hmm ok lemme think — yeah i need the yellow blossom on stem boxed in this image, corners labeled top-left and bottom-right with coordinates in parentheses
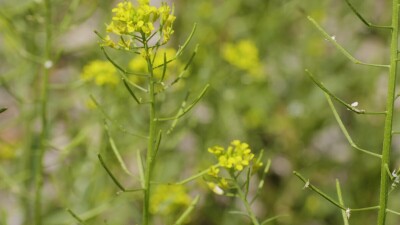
top-left (102, 0), bottom-right (176, 48)
top-left (208, 165), bottom-right (220, 177)
top-left (209, 140), bottom-right (255, 172)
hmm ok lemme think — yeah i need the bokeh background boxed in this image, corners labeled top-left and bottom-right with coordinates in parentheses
top-left (1, 0), bottom-right (400, 224)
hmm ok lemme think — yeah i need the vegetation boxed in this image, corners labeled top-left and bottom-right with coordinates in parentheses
top-left (1, 0), bottom-right (400, 225)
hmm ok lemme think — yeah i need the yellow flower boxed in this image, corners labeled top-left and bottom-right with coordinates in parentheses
top-left (208, 145), bottom-right (224, 156)
top-left (104, 0), bottom-right (175, 44)
top-left (221, 39), bottom-right (263, 78)
top-left (101, 35), bottom-right (117, 48)
top-left (150, 184), bottom-right (191, 215)
top-left (208, 165), bottom-right (220, 177)
top-left (208, 140), bottom-right (255, 172)
top-left (81, 60), bottom-right (119, 86)
top-left (218, 178), bottom-right (229, 189)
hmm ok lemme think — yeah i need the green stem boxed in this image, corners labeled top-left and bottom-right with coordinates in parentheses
top-left (143, 35), bottom-right (157, 225)
top-left (336, 179), bottom-right (349, 224)
top-left (230, 170), bottom-right (260, 225)
top-left (293, 171), bottom-right (346, 210)
top-left (378, 1), bottom-right (398, 224)
top-left (34, 0), bottom-right (51, 224)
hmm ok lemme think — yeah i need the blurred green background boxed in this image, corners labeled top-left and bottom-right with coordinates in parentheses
top-left (1, 0), bottom-right (399, 224)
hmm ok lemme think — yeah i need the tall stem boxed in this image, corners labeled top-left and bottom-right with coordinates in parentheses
top-left (377, 1), bottom-right (398, 224)
top-left (143, 37), bottom-right (157, 225)
top-left (34, 0), bottom-right (51, 224)
top-left (230, 171), bottom-right (260, 225)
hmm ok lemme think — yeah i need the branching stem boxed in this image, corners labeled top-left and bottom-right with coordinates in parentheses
top-left (34, 1), bottom-right (51, 224)
top-left (142, 33), bottom-right (158, 225)
top-left (377, 0), bottom-right (399, 224)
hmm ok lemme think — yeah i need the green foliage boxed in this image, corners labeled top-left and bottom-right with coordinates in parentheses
top-left (1, 0), bottom-right (399, 225)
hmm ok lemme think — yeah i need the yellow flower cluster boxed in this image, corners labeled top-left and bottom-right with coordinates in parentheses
top-left (81, 60), bottom-right (119, 86)
top-left (104, 0), bottom-right (175, 48)
top-left (221, 39), bottom-right (263, 78)
top-left (150, 184), bottom-right (191, 215)
top-left (206, 140), bottom-right (264, 196)
top-left (208, 140), bottom-right (255, 172)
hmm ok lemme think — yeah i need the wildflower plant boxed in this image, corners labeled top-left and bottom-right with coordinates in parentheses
top-left (203, 140), bottom-right (278, 225)
top-left (70, 0), bottom-right (209, 224)
top-left (295, 0), bottom-right (400, 224)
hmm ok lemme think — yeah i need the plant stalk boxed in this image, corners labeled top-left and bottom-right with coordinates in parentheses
top-left (377, 0), bottom-right (398, 224)
top-left (34, 0), bottom-right (52, 224)
top-left (230, 171), bottom-right (260, 225)
top-left (143, 36), bottom-right (157, 225)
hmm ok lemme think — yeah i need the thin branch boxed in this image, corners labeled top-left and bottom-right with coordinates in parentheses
top-left (177, 23), bottom-right (197, 57)
top-left (351, 206), bottom-right (380, 212)
top-left (156, 84), bottom-right (210, 121)
top-left (98, 154), bottom-right (126, 191)
top-left (167, 93), bottom-right (190, 134)
top-left (173, 195), bottom-right (200, 225)
top-left (98, 154), bottom-right (143, 193)
top-left (344, 0), bottom-right (392, 29)
top-left (169, 44), bottom-right (199, 87)
top-left (90, 95), bottom-right (148, 138)
top-left (325, 94), bottom-right (382, 158)
top-left (104, 122), bottom-right (134, 177)
top-left (161, 52), bottom-right (167, 82)
top-left (67, 208), bottom-right (88, 225)
top-left (336, 179), bottom-right (349, 224)
top-left (387, 209), bottom-right (400, 216)
top-left (260, 215), bottom-right (289, 225)
top-left (0, 108), bottom-right (7, 114)
top-left (244, 167), bottom-right (252, 197)
top-left (153, 23), bottom-right (197, 69)
top-left (100, 46), bottom-right (149, 77)
top-left (122, 78), bottom-right (142, 104)
top-left (293, 171), bottom-right (346, 210)
top-left (137, 150), bottom-right (145, 189)
top-left (250, 158), bottom-right (271, 205)
top-left (306, 69), bottom-right (386, 115)
top-left (307, 16), bottom-right (390, 68)
top-left (150, 130), bottom-right (162, 169)
top-left (177, 166), bottom-right (215, 185)
top-left (228, 210), bottom-right (251, 219)
top-left (385, 163), bottom-right (394, 180)
top-left (67, 203), bottom-right (110, 223)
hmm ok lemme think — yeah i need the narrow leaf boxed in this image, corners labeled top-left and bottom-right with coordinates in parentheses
top-left (173, 195), bottom-right (200, 225)
top-left (293, 171), bottom-right (346, 210)
top-left (98, 154), bottom-right (126, 191)
top-left (104, 122), bottom-right (133, 176)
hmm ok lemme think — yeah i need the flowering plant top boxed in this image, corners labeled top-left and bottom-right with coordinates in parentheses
top-left (102, 0), bottom-right (176, 50)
